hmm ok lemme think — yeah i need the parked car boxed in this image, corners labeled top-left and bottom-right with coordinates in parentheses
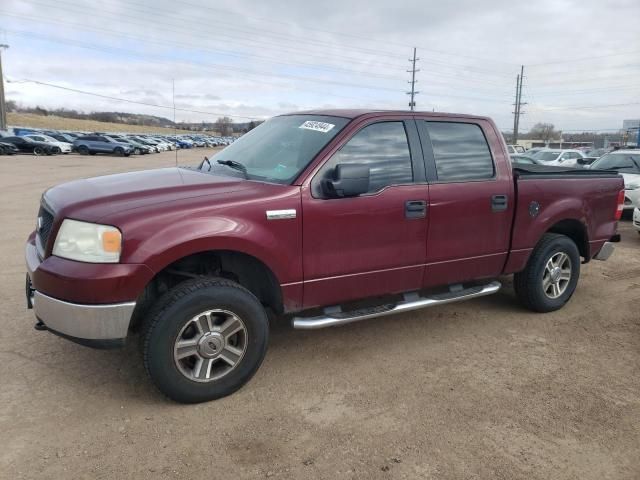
top-left (531, 149), bottom-right (586, 167)
top-left (168, 137), bottom-right (192, 149)
top-left (73, 135), bottom-right (132, 156)
top-left (128, 137), bottom-right (159, 153)
top-left (507, 145), bottom-right (525, 154)
top-left (2, 136), bottom-right (56, 155)
top-left (48, 132), bottom-right (79, 143)
top-left (633, 208), bottom-right (640, 235)
top-left (0, 141), bottom-right (19, 155)
top-left (25, 110), bottom-right (623, 403)
top-left (510, 154), bottom-right (540, 165)
top-left (589, 150), bottom-right (640, 211)
top-left (526, 147), bottom-right (545, 155)
top-left (577, 147), bottom-right (610, 167)
top-left (24, 134), bottom-right (73, 154)
top-left (104, 135), bottom-right (151, 155)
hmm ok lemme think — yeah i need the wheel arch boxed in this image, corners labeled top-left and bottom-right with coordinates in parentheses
top-left (129, 249), bottom-right (284, 332)
top-left (546, 218), bottom-right (589, 260)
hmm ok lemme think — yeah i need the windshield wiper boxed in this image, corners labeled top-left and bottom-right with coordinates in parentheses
top-left (199, 156), bottom-right (211, 171)
top-left (217, 159), bottom-right (248, 178)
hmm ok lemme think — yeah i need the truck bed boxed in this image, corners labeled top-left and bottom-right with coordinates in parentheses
top-left (514, 164), bottom-right (620, 179)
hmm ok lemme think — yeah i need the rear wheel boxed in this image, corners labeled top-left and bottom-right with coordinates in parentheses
top-left (514, 233), bottom-right (580, 312)
top-left (142, 277), bottom-right (269, 403)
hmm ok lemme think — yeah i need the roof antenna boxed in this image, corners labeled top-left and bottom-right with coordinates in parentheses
top-left (173, 78), bottom-right (177, 167)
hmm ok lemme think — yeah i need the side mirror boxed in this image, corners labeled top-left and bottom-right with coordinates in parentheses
top-left (322, 163), bottom-right (370, 198)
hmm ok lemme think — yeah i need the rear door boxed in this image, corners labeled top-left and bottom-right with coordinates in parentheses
top-left (301, 118), bottom-right (429, 308)
top-left (416, 119), bottom-right (514, 287)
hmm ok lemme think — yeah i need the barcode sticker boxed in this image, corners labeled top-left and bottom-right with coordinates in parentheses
top-left (299, 121), bottom-right (335, 133)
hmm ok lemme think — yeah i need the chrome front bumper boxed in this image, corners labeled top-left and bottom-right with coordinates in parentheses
top-left (27, 277), bottom-right (135, 347)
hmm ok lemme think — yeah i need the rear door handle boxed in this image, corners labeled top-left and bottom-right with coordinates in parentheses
top-left (405, 200), bottom-right (427, 219)
top-left (491, 194), bottom-right (508, 212)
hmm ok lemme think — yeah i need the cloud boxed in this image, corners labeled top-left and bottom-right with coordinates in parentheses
top-left (1, 0), bottom-right (638, 130)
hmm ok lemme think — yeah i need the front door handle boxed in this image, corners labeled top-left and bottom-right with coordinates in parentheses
top-left (405, 200), bottom-right (427, 219)
top-left (491, 194), bottom-right (508, 212)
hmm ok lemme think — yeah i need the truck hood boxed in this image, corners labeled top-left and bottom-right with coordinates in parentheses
top-left (43, 167), bottom-right (252, 222)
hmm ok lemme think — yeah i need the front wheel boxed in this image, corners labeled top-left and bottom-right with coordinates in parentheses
top-left (114, 147), bottom-right (125, 156)
top-left (142, 277), bottom-right (269, 403)
top-left (514, 233), bottom-right (580, 313)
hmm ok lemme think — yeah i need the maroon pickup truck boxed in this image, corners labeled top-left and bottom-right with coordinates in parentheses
top-left (25, 110), bottom-right (624, 403)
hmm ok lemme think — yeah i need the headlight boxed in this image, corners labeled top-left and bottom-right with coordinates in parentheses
top-left (53, 219), bottom-right (122, 263)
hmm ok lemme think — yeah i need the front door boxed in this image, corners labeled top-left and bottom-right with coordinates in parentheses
top-left (301, 119), bottom-right (429, 308)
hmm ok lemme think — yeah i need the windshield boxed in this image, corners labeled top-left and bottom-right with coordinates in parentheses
top-left (533, 151), bottom-right (561, 161)
top-left (205, 115), bottom-right (349, 184)
top-left (591, 153), bottom-right (640, 173)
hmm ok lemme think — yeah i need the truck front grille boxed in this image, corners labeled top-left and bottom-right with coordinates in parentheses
top-left (37, 205), bottom-right (54, 256)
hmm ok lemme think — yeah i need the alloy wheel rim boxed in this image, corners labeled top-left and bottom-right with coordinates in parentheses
top-left (542, 252), bottom-right (572, 299)
top-left (173, 309), bottom-right (247, 383)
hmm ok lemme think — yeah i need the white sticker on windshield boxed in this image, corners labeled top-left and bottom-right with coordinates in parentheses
top-left (299, 120), bottom-right (335, 133)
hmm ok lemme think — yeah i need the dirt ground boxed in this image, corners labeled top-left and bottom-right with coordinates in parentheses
top-left (0, 150), bottom-right (638, 479)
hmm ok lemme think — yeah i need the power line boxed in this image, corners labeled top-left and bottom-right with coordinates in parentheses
top-left (527, 50), bottom-right (640, 67)
top-left (5, 30), bottom-right (516, 105)
top-left (166, 0), bottom-right (518, 68)
top-left (6, 78), bottom-right (263, 120)
top-left (529, 102), bottom-right (640, 111)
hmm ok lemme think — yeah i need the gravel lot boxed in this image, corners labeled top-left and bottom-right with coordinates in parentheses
top-left (1, 150), bottom-right (638, 479)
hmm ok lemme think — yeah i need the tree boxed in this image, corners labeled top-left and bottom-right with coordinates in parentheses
top-left (215, 116), bottom-right (233, 136)
top-left (529, 123), bottom-right (561, 144)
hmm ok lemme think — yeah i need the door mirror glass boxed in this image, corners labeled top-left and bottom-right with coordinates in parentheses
top-left (322, 163), bottom-right (370, 198)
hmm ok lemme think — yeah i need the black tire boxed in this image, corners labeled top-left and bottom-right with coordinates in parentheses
top-left (114, 147), bottom-right (125, 156)
top-left (52, 146), bottom-right (61, 154)
top-left (514, 233), bottom-right (580, 313)
top-left (133, 148), bottom-right (141, 155)
top-left (33, 146), bottom-right (44, 155)
top-left (77, 145), bottom-right (90, 155)
top-left (142, 277), bottom-right (269, 403)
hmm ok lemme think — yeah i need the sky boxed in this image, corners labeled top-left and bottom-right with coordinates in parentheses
top-left (1, 0), bottom-right (639, 132)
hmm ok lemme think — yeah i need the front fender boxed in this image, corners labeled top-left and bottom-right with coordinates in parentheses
top-left (122, 214), bottom-right (302, 285)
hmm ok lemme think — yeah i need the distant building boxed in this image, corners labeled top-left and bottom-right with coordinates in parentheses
top-left (622, 119), bottom-right (640, 130)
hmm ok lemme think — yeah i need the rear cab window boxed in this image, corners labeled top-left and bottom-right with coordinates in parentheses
top-left (420, 121), bottom-right (495, 182)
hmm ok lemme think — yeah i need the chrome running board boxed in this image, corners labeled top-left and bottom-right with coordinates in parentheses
top-left (292, 281), bottom-right (501, 330)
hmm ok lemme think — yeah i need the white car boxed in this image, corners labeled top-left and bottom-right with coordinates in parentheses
top-left (507, 144), bottom-right (525, 154)
top-left (633, 208), bottom-right (640, 234)
top-left (531, 149), bottom-right (587, 167)
top-left (24, 134), bottom-right (73, 154)
top-left (150, 138), bottom-right (173, 151)
top-left (589, 150), bottom-right (640, 211)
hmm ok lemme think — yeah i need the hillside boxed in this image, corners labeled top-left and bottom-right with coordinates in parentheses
top-left (7, 112), bottom-right (196, 134)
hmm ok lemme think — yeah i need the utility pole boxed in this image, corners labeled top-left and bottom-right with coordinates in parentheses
top-left (512, 74), bottom-right (520, 143)
top-left (511, 65), bottom-right (526, 144)
top-left (0, 44), bottom-right (9, 131)
top-left (406, 47), bottom-right (419, 111)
